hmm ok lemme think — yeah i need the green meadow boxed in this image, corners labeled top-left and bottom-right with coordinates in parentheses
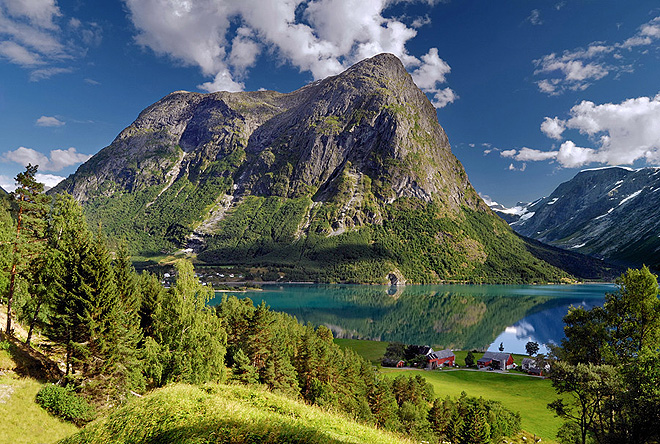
top-left (335, 339), bottom-right (560, 442)
top-left (334, 338), bottom-right (390, 364)
top-left (59, 384), bottom-right (413, 444)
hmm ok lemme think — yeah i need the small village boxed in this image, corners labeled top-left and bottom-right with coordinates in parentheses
top-left (382, 343), bottom-right (551, 377)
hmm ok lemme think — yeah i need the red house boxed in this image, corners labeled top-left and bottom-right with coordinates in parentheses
top-left (477, 351), bottom-right (514, 370)
top-left (396, 360), bottom-right (405, 368)
top-left (427, 349), bottom-right (455, 369)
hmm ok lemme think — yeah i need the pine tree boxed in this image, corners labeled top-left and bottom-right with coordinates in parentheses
top-left (231, 348), bottom-right (258, 385)
top-left (246, 300), bottom-right (273, 372)
top-left (369, 377), bottom-right (400, 431)
top-left (44, 193), bottom-right (94, 376)
top-left (24, 247), bottom-right (62, 345)
top-left (263, 334), bottom-right (298, 396)
top-left (138, 271), bottom-right (165, 339)
top-left (4, 165), bottom-right (49, 334)
top-left (110, 243), bottom-right (145, 396)
top-left (465, 350), bottom-right (475, 367)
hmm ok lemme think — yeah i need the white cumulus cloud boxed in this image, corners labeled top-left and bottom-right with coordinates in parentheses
top-left (123, 0), bottom-right (455, 107)
top-left (35, 172), bottom-right (65, 189)
top-left (0, 0), bottom-right (102, 79)
top-left (516, 93), bottom-right (660, 169)
top-left (540, 116), bottom-right (565, 140)
top-left (2, 146), bottom-right (92, 171)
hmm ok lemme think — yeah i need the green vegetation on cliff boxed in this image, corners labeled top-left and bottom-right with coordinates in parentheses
top-left (197, 196), bottom-right (568, 284)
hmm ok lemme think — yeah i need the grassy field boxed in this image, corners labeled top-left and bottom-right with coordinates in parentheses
top-left (334, 338), bottom-right (389, 364)
top-left (60, 383), bottom-right (413, 444)
top-left (381, 368), bottom-right (560, 442)
top-left (0, 375), bottom-right (78, 444)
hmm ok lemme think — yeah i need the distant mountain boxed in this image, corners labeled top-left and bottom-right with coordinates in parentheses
top-left (494, 167), bottom-right (660, 271)
top-left (53, 53), bottom-right (569, 284)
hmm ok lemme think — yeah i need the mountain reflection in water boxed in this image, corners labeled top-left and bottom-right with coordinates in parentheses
top-left (210, 284), bottom-right (614, 351)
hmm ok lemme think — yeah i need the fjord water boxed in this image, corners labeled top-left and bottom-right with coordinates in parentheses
top-left (211, 283), bottom-right (614, 354)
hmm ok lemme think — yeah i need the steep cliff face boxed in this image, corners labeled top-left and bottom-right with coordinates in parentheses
top-left (54, 54), bottom-right (565, 284)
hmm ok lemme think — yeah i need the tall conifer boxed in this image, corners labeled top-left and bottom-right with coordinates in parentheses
top-left (5, 164), bottom-right (49, 334)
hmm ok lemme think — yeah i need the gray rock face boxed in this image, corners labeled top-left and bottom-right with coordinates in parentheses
top-left (511, 166), bottom-right (660, 269)
top-left (56, 54), bottom-right (479, 210)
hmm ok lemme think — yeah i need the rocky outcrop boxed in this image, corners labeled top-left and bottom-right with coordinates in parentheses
top-left (56, 54), bottom-right (481, 220)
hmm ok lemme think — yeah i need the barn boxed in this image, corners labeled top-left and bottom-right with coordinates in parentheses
top-left (427, 349), bottom-right (455, 369)
top-left (477, 351), bottom-right (514, 370)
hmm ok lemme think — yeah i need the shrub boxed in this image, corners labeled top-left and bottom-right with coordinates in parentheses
top-left (36, 384), bottom-right (95, 426)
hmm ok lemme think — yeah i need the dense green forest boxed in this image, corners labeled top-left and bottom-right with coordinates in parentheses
top-left (4, 166), bottom-right (659, 443)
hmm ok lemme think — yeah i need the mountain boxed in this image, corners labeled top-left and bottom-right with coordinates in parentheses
top-left (500, 166), bottom-right (660, 271)
top-left (53, 53), bottom-right (568, 284)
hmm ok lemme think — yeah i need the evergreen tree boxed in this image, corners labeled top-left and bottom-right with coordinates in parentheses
top-left (231, 348), bottom-right (258, 385)
top-left (109, 243), bottom-right (145, 399)
top-left (465, 350), bottom-right (475, 367)
top-left (44, 193), bottom-right (94, 376)
top-left (246, 300), bottom-right (273, 372)
top-left (369, 378), bottom-right (400, 430)
top-left (138, 271), bottom-right (165, 339)
top-left (262, 330), bottom-right (298, 395)
top-left (0, 195), bottom-right (15, 303)
top-left (4, 164), bottom-right (49, 334)
top-left (23, 247), bottom-right (62, 345)
top-left (525, 341), bottom-right (540, 357)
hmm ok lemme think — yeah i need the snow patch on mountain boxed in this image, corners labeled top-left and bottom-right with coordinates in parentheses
top-left (618, 190), bottom-right (642, 206)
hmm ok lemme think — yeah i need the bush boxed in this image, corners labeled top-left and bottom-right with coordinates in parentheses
top-left (36, 384), bottom-right (95, 426)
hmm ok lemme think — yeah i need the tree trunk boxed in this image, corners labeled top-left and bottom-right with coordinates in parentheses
top-left (25, 299), bottom-right (42, 346)
top-left (5, 263), bottom-right (17, 335)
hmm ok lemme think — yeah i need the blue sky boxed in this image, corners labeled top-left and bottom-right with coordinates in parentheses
top-left (1, 0), bottom-right (659, 206)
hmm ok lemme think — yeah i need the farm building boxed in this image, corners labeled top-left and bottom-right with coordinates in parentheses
top-left (427, 349), bottom-right (455, 369)
top-left (477, 351), bottom-right (514, 370)
top-left (521, 357), bottom-right (548, 376)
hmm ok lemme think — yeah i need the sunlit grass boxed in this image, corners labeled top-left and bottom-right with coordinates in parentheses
top-left (0, 375), bottom-right (78, 444)
top-left (60, 384), bottom-right (413, 444)
top-left (334, 338), bottom-right (389, 364)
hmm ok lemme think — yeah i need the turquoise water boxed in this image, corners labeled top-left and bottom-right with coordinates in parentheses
top-left (210, 283), bottom-right (615, 354)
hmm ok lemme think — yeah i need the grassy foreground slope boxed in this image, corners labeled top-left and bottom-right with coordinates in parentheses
top-left (60, 383), bottom-right (413, 444)
top-left (0, 376), bottom-right (78, 444)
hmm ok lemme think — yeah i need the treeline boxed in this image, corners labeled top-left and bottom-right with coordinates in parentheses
top-left (0, 166), bottom-right (521, 443)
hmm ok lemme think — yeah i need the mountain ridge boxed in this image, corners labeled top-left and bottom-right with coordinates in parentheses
top-left (52, 53), bottom-right (568, 284)
top-left (492, 166), bottom-right (660, 271)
